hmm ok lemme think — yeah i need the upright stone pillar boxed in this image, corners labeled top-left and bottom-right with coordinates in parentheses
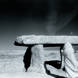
top-left (63, 42), bottom-right (78, 78)
top-left (28, 45), bottom-right (46, 74)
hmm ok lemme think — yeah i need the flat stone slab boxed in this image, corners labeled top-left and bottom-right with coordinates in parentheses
top-left (15, 35), bottom-right (78, 45)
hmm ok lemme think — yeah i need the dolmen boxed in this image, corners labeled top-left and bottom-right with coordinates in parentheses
top-left (14, 35), bottom-right (78, 78)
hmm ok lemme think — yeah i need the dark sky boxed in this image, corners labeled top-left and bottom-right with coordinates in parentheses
top-left (0, 0), bottom-right (78, 50)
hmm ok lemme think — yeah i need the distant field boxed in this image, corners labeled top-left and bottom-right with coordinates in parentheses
top-left (0, 50), bottom-right (26, 73)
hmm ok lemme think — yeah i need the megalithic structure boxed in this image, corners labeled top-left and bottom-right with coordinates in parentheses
top-left (14, 35), bottom-right (78, 78)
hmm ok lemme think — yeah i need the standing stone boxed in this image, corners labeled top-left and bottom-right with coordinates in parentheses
top-left (63, 42), bottom-right (78, 78)
top-left (27, 45), bottom-right (45, 74)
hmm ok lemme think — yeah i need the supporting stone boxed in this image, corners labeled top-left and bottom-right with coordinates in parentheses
top-left (27, 45), bottom-right (46, 74)
top-left (63, 42), bottom-right (78, 78)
